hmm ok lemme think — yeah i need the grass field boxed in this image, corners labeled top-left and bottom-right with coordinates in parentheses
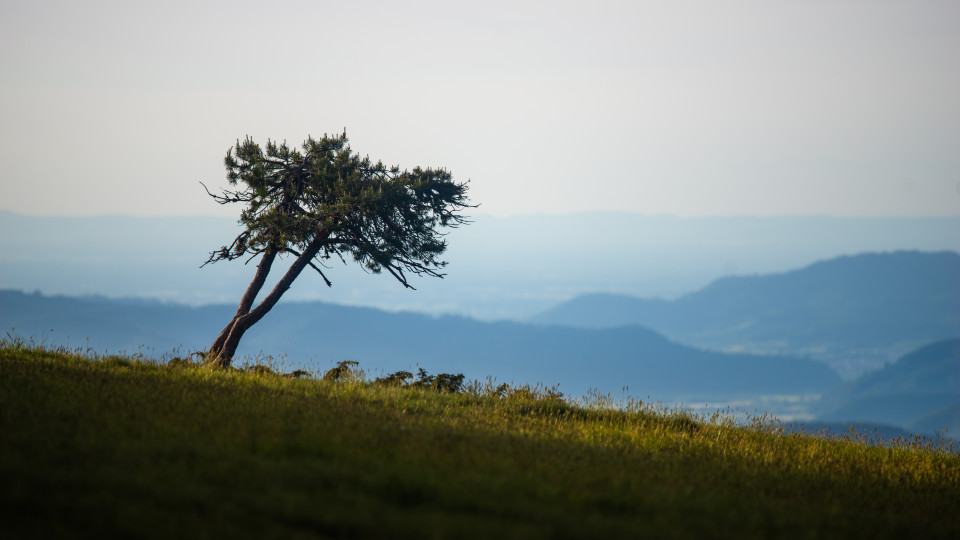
top-left (1, 338), bottom-right (958, 539)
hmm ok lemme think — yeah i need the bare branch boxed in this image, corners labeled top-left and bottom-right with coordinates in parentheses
top-left (384, 264), bottom-right (415, 290)
top-left (200, 181), bottom-right (251, 205)
top-left (284, 247), bottom-right (333, 287)
top-left (308, 261), bottom-right (333, 287)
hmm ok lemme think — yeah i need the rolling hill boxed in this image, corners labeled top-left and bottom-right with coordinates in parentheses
top-left (0, 289), bottom-right (839, 403)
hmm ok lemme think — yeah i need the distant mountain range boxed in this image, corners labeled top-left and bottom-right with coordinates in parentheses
top-left (3, 211), bottom-right (959, 320)
top-left (532, 251), bottom-right (960, 379)
top-left (0, 289), bottom-right (839, 403)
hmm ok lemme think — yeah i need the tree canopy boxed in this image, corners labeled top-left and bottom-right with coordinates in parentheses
top-left (203, 132), bottom-right (472, 367)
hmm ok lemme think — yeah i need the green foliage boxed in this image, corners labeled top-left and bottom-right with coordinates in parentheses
top-left (205, 132), bottom-right (473, 286)
top-left (284, 369), bottom-right (312, 380)
top-left (245, 364), bottom-right (276, 376)
top-left (410, 367), bottom-right (465, 393)
top-left (2, 341), bottom-right (959, 539)
top-left (375, 367), bottom-right (465, 393)
top-left (202, 131), bottom-right (473, 366)
top-left (375, 369), bottom-right (414, 387)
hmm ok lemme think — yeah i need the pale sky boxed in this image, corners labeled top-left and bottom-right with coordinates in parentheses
top-left (1, 0), bottom-right (958, 218)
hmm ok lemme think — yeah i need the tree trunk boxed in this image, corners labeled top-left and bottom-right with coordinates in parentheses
top-left (207, 249), bottom-right (278, 365)
top-left (206, 238), bottom-right (326, 368)
top-left (207, 316), bottom-right (253, 369)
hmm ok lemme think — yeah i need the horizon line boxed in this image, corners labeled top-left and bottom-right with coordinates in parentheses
top-left (3, 208), bottom-right (960, 221)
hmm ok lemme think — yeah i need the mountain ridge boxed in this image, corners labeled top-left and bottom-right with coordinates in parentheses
top-left (532, 250), bottom-right (960, 378)
top-left (813, 338), bottom-right (960, 434)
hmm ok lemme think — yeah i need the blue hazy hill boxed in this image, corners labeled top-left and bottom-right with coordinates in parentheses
top-left (532, 251), bottom-right (960, 378)
top-left (813, 338), bottom-right (960, 435)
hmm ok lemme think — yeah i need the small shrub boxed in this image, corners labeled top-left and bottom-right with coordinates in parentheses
top-left (375, 370), bottom-right (414, 387)
top-left (323, 360), bottom-right (359, 382)
top-left (431, 373), bottom-right (465, 393)
top-left (376, 368), bottom-right (466, 393)
top-left (167, 357), bottom-right (196, 369)
top-left (410, 368), bottom-right (465, 393)
top-left (246, 364), bottom-right (275, 376)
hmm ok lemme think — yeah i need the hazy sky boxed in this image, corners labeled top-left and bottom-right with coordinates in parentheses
top-left (2, 0), bottom-right (958, 218)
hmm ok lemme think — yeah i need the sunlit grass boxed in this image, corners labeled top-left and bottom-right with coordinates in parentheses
top-left (1, 336), bottom-right (958, 539)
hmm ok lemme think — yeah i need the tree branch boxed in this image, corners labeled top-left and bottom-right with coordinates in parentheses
top-left (200, 181), bottom-right (252, 205)
top-left (284, 247), bottom-right (333, 287)
top-left (384, 264), bottom-right (415, 290)
top-left (241, 234), bottom-right (330, 328)
top-left (236, 248), bottom-right (278, 317)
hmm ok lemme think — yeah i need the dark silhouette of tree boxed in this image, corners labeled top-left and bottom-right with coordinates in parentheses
top-left (202, 132), bottom-right (472, 368)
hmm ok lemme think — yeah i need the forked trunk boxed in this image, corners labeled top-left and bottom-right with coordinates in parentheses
top-left (205, 239), bottom-right (325, 369)
top-left (205, 248), bottom-right (277, 369)
top-left (207, 317), bottom-right (250, 368)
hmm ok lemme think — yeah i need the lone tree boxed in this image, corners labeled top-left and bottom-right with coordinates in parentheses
top-left (202, 132), bottom-right (472, 368)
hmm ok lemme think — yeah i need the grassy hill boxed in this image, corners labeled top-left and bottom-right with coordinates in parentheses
top-left (1, 340), bottom-right (958, 539)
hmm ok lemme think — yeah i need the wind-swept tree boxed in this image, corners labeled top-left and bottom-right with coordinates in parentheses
top-left (202, 132), bottom-right (472, 368)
